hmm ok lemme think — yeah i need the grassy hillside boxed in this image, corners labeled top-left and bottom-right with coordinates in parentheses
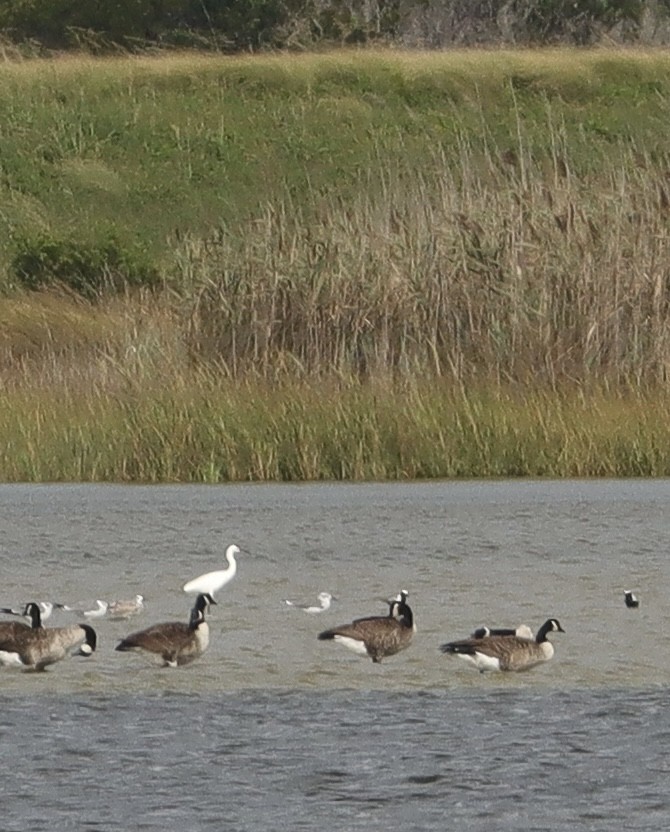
top-left (3, 48), bottom-right (670, 481)
top-left (1, 49), bottom-right (669, 258)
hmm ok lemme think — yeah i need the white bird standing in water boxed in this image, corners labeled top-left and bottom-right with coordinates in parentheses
top-left (284, 592), bottom-right (336, 613)
top-left (183, 544), bottom-right (240, 597)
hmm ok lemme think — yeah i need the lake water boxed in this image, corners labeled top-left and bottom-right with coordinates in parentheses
top-left (0, 480), bottom-right (669, 830)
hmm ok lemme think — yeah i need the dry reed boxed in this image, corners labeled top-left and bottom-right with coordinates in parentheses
top-left (176, 133), bottom-right (670, 387)
top-left (3, 49), bottom-right (670, 480)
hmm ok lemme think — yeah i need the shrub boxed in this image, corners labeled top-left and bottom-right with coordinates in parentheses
top-left (10, 233), bottom-right (161, 299)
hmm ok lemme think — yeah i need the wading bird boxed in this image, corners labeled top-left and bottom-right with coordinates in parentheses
top-left (284, 591), bottom-right (336, 613)
top-left (318, 590), bottom-right (415, 664)
top-left (115, 593), bottom-right (215, 667)
top-left (440, 618), bottom-right (565, 673)
top-left (183, 544), bottom-right (240, 597)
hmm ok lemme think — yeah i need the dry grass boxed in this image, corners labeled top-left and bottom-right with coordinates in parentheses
top-left (2, 48), bottom-right (670, 480)
top-left (175, 136), bottom-right (670, 386)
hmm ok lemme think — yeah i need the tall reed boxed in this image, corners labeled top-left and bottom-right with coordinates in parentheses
top-left (3, 50), bottom-right (670, 480)
top-left (176, 129), bottom-right (670, 387)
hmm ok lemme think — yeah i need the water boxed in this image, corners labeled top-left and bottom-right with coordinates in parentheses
top-left (1, 480), bottom-right (669, 830)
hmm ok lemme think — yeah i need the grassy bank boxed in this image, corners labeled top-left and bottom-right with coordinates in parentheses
top-left (3, 289), bottom-right (670, 481)
top-left (3, 49), bottom-right (670, 480)
top-left (3, 377), bottom-right (670, 482)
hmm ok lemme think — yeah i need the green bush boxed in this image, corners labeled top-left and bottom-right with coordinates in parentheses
top-left (0, 0), bottom-right (306, 51)
top-left (0, 0), bottom-right (663, 51)
top-left (10, 233), bottom-right (161, 299)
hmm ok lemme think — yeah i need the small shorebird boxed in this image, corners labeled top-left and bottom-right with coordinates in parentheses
top-left (107, 594), bottom-right (145, 620)
top-left (1, 601), bottom-right (55, 622)
top-left (57, 600), bottom-right (109, 619)
top-left (623, 590), bottom-right (640, 609)
top-left (470, 624), bottom-right (534, 639)
top-left (284, 592), bottom-right (336, 613)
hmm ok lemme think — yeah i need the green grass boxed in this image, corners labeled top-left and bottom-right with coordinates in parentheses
top-left (2, 380), bottom-right (670, 482)
top-left (3, 48), bottom-right (670, 480)
top-left (2, 48), bottom-right (670, 273)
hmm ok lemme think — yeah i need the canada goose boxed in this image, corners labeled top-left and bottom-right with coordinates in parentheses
top-left (318, 590), bottom-right (415, 663)
top-left (0, 602), bottom-right (44, 640)
top-left (115, 593), bottom-right (215, 667)
top-left (624, 590), bottom-right (640, 609)
top-left (183, 544), bottom-right (240, 597)
top-left (284, 591), bottom-right (336, 613)
top-left (471, 624), bottom-right (534, 639)
top-left (0, 621), bottom-right (97, 671)
top-left (440, 618), bottom-right (565, 673)
top-left (107, 594), bottom-right (145, 620)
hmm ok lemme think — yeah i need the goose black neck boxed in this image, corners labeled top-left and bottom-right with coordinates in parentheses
top-left (189, 608), bottom-right (206, 629)
top-left (26, 603), bottom-right (43, 629)
top-left (535, 620), bottom-right (554, 642)
top-left (397, 600), bottom-right (413, 628)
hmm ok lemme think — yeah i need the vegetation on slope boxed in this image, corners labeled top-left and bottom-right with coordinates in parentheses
top-left (2, 49), bottom-right (670, 480)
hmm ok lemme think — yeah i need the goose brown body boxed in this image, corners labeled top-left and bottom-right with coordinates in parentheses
top-left (0, 619), bottom-right (32, 641)
top-left (0, 622), bottom-right (97, 671)
top-left (0, 602), bottom-right (43, 641)
top-left (115, 593), bottom-right (214, 667)
top-left (318, 591), bottom-right (415, 663)
top-left (440, 618), bottom-right (565, 673)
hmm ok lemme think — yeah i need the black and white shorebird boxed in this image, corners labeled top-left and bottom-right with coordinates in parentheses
top-left (471, 624), bottom-right (534, 639)
top-left (318, 590), bottom-right (415, 663)
top-left (624, 590), bottom-right (640, 609)
top-left (183, 544), bottom-right (240, 597)
top-left (115, 593), bottom-right (215, 667)
top-left (0, 603), bottom-right (97, 672)
top-left (284, 591), bottom-right (336, 614)
top-left (440, 618), bottom-right (565, 673)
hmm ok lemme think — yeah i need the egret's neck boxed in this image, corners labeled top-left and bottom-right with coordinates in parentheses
top-left (226, 548), bottom-right (238, 572)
